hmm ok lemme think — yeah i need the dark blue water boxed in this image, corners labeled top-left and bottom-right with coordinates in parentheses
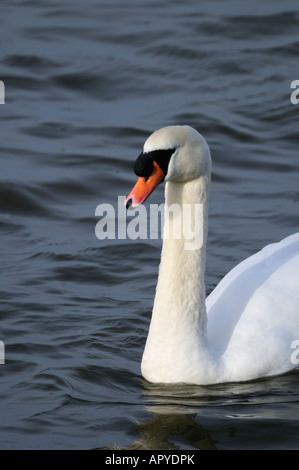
top-left (1, 0), bottom-right (299, 450)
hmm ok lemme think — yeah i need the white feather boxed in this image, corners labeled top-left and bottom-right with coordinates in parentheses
top-left (137, 125), bottom-right (299, 385)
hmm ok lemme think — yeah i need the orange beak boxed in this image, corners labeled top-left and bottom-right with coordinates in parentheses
top-left (125, 161), bottom-right (164, 209)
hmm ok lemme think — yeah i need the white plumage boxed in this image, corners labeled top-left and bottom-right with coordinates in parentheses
top-left (127, 125), bottom-right (299, 385)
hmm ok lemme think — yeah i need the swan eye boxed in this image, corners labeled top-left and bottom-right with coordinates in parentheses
top-left (134, 148), bottom-right (176, 179)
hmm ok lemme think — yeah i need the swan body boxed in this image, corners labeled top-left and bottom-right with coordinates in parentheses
top-left (125, 125), bottom-right (299, 385)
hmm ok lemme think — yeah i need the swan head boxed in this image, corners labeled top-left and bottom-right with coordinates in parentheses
top-left (125, 125), bottom-right (211, 208)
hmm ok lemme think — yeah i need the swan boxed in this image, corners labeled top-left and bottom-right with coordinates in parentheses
top-left (125, 125), bottom-right (299, 385)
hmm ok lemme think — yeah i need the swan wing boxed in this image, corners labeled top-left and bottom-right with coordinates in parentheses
top-left (206, 233), bottom-right (299, 380)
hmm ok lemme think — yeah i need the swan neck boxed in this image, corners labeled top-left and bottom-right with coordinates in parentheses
top-left (141, 175), bottom-right (211, 383)
top-left (160, 176), bottom-right (209, 330)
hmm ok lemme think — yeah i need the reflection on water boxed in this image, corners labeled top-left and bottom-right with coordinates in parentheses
top-left (124, 373), bottom-right (299, 450)
top-left (139, 381), bottom-right (218, 450)
top-left (128, 412), bottom-right (217, 450)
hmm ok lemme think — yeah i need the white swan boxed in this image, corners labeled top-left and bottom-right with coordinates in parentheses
top-left (125, 125), bottom-right (299, 385)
